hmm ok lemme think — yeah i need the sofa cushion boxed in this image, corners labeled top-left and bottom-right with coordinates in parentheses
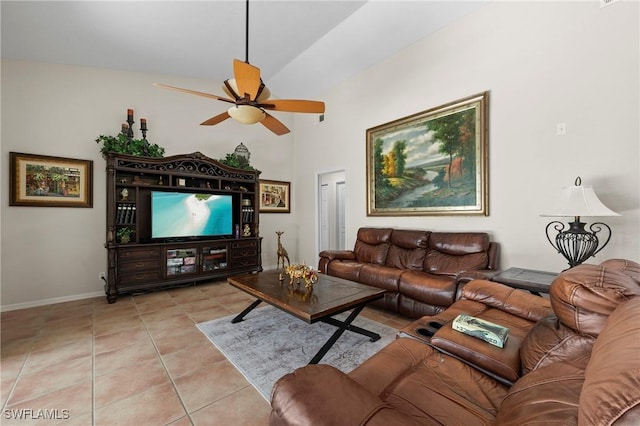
top-left (429, 232), bottom-right (490, 254)
top-left (269, 365), bottom-right (401, 426)
top-left (424, 232), bottom-right (490, 274)
top-left (495, 354), bottom-right (590, 425)
top-left (550, 264), bottom-right (640, 337)
top-left (520, 316), bottom-right (595, 375)
top-left (349, 338), bottom-right (506, 425)
top-left (352, 228), bottom-right (393, 265)
top-left (390, 229), bottom-right (430, 249)
top-left (430, 321), bottom-right (523, 385)
top-left (385, 245), bottom-right (426, 270)
top-left (327, 261), bottom-right (362, 282)
top-left (398, 271), bottom-right (457, 307)
top-left (359, 264), bottom-right (402, 292)
top-left (397, 296), bottom-right (447, 318)
top-left (462, 280), bottom-right (552, 323)
top-left (428, 304), bottom-right (540, 384)
top-left (599, 258), bottom-right (640, 284)
top-left (356, 227), bottom-right (393, 245)
top-left (386, 229), bottom-right (429, 270)
top-left (579, 298), bottom-right (640, 425)
top-left (354, 241), bottom-right (390, 265)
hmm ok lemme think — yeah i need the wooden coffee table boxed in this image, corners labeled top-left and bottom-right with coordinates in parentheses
top-left (227, 269), bottom-right (385, 364)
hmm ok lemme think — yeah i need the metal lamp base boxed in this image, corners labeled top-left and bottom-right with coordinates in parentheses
top-left (545, 219), bottom-right (612, 268)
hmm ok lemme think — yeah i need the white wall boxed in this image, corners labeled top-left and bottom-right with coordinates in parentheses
top-left (1, 61), bottom-right (295, 309)
top-left (293, 1), bottom-right (640, 272)
top-left (2, 1), bottom-right (638, 309)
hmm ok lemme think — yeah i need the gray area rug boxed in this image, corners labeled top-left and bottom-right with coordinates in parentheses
top-left (197, 305), bottom-right (397, 401)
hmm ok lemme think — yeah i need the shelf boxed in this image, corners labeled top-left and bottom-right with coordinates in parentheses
top-left (105, 151), bottom-right (262, 303)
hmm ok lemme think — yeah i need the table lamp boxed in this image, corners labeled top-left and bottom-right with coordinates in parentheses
top-left (541, 177), bottom-right (619, 268)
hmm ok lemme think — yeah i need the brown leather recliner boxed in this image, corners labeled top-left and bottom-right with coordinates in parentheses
top-left (270, 259), bottom-right (640, 425)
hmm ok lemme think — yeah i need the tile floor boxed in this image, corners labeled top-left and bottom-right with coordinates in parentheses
top-left (1, 280), bottom-right (411, 425)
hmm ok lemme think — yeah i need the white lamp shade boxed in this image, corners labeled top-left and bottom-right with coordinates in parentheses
top-left (228, 105), bottom-right (266, 124)
top-left (541, 185), bottom-right (620, 217)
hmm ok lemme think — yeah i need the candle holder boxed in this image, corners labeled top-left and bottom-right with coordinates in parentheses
top-left (126, 118), bottom-right (135, 138)
top-left (140, 118), bottom-right (148, 140)
top-left (126, 110), bottom-right (135, 138)
top-left (120, 110), bottom-right (150, 141)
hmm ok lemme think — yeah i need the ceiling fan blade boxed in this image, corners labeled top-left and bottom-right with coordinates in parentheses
top-left (261, 113), bottom-right (290, 135)
top-left (233, 59), bottom-right (261, 100)
top-left (154, 83), bottom-right (234, 104)
top-left (200, 112), bottom-right (231, 126)
top-left (262, 99), bottom-right (325, 114)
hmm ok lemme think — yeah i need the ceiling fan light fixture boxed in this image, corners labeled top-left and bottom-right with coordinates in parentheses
top-left (155, 0), bottom-right (322, 135)
top-left (228, 105), bottom-right (266, 124)
top-left (223, 78), bottom-right (270, 102)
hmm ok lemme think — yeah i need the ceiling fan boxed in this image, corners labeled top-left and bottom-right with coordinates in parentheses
top-left (155, 0), bottom-right (325, 136)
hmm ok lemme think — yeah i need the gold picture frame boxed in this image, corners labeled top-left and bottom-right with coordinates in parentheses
top-left (10, 152), bottom-right (93, 208)
top-left (259, 180), bottom-right (290, 213)
top-left (366, 92), bottom-right (489, 216)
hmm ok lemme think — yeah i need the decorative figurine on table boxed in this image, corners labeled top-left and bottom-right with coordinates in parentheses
top-left (243, 224), bottom-right (251, 237)
top-left (276, 231), bottom-right (290, 269)
top-left (120, 188), bottom-right (129, 201)
top-left (285, 264), bottom-right (318, 288)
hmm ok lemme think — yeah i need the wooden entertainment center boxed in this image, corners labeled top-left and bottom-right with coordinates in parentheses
top-left (104, 151), bottom-right (262, 303)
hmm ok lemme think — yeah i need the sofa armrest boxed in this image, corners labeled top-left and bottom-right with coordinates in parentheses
top-left (455, 271), bottom-right (500, 300)
top-left (270, 365), bottom-right (389, 426)
top-left (318, 250), bottom-right (356, 273)
top-left (457, 269), bottom-right (500, 284)
top-left (430, 324), bottom-right (523, 385)
top-left (462, 280), bottom-right (552, 322)
top-left (319, 249), bottom-right (356, 261)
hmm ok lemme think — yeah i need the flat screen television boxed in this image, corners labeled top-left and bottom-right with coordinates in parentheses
top-left (151, 191), bottom-right (234, 240)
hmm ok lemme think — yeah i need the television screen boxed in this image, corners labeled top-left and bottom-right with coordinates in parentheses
top-left (151, 191), bottom-right (234, 239)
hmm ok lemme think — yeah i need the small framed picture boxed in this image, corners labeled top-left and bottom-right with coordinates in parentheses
top-left (10, 152), bottom-right (93, 208)
top-left (177, 178), bottom-right (186, 187)
top-left (259, 180), bottom-right (290, 213)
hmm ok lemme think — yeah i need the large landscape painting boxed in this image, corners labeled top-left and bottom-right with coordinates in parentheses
top-left (366, 92), bottom-right (488, 216)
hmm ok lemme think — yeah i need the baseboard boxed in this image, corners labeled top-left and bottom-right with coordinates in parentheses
top-left (1, 291), bottom-right (105, 312)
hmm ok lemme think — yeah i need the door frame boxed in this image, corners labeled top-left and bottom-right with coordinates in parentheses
top-left (316, 169), bottom-right (347, 255)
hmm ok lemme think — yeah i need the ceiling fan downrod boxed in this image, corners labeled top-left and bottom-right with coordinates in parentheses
top-left (245, 0), bottom-right (250, 64)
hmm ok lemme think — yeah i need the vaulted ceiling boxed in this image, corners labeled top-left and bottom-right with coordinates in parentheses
top-left (1, 1), bottom-right (486, 98)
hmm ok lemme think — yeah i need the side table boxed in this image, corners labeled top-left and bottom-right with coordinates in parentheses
top-left (492, 267), bottom-right (558, 296)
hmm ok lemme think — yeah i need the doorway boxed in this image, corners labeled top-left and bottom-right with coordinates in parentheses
top-left (318, 170), bottom-right (346, 253)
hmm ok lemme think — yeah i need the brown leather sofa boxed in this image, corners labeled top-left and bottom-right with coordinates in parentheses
top-left (318, 227), bottom-right (499, 318)
top-left (270, 259), bottom-right (640, 425)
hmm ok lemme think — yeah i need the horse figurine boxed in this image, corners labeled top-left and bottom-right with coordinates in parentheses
top-left (276, 231), bottom-right (290, 269)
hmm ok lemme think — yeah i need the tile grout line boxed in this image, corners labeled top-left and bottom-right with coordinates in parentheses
top-left (1, 308), bottom-right (51, 413)
top-left (1, 331), bottom-right (35, 413)
top-left (91, 299), bottom-right (96, 426)
top-left (135, 292), bottom-right (194, 425)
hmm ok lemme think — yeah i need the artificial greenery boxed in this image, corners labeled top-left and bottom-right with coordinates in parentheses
top-left (218, 153), bottom-right (254, 170)
top-left (116, 227), bottom-right (134, 243)
top-left (95, 134), bottom-right (165, 158)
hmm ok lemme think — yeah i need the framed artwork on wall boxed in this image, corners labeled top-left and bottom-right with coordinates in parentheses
top-left (9, 152), bottom-right (93, 208)
top-left (259, 180), bottom-right (290, 213)
top-left (366, 92), bottom-right (489, 216)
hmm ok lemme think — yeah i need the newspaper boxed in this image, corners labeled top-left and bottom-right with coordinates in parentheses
top-left (452, 314), bottom-right (510, 348)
